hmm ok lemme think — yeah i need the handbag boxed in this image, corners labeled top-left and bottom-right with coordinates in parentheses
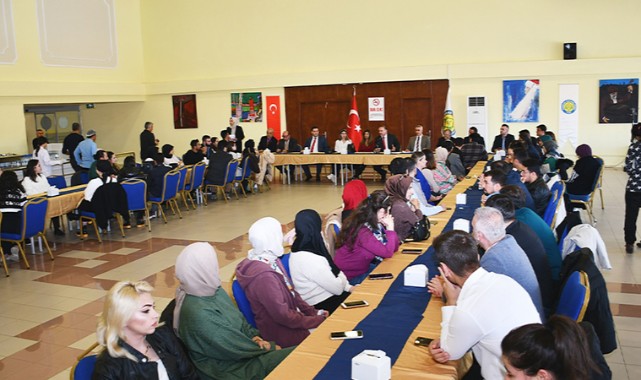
top-left (407, 215), bottom-right (430, 242)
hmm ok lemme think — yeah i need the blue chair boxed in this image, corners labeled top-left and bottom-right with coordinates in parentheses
top-left (234, 157), bottom-right (253, 197)
top-left (556, 271), bottom-right (590, 321)
top-left (70, 342), bottom-right (99, 380)
top-left (543, 181), bottom-right (565, 227)
top-left (121, 179), bottom-right (151, 232)
top-left (78, 209), bottom-right (126, 243)
top-left (47, 175), bottom-right (67, 189)
top-left (279, 254), bottom-right (291, 278)
top-left (232, 279), bottom-right (257, 328)
top-left (567, 156), bottom-right (604, 224)
top-left (0, 197), bottom-right (54, 274)
top-left (205, 159), bottom-right (240, 203)
top-left (176, 166), bottom-right (190, 210)
top-left (183, 161), bottom-right (206, 209)
top-left (79, 171), bottom-right (89, 185)
top-left (148, 170), bottom-right (182, 223)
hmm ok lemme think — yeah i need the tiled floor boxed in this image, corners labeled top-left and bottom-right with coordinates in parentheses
top-left (0, 170), bottom-right (638, 379)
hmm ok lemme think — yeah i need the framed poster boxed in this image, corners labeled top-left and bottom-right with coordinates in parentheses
top-left (231, 92), bottom-right (263, 122)
top-left (503, 79), bottom-right (540, 122)
top-left (599, 79), bottom-right (638, 123)
top-left (173, 94), bottom-right (198, 129)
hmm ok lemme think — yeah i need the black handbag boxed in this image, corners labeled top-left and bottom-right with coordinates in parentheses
top-left (407, 215), bottom-right (430, 242)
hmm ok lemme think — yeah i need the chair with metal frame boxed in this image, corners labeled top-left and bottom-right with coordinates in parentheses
top-left (233, 157), bottom-right (253, 198)
top-left (543, 181), bottom-right (565, 228)
top-left (567, 156), bottom-right (604, 224)
top-left (70, 342), bottom-right (99, 380)
top-left (78, 207), bottom-right (126, 243)
top-left (148, 170), bottom-right (182, 223)
top-left (176, 166), bottom-right (190, 210)
top-left (0, 197), bottom-right (54, 274)
top-left (556, 270), bottom-right (590, 322)
top-left (205, 159), bottom-right (240, 203)
top-left (121, 179), bottom-right (151, 232)
top-left (183, 161), bottom-right (206, 209)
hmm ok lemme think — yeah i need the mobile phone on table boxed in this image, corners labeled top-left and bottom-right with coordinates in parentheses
top-left (330, 330), bottom-right (364, 340)
top-left (341, 300), bottom-right (369, 309)
top-left (414, 337), bottom-right (433, 347)
top-left (368, 273), bottom-right (394, 280)
top-left (401, 248), bottom-right (423, 255)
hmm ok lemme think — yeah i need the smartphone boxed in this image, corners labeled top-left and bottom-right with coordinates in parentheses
top-left (341, 300), bottom-right (369, 309)
top-left (414, 337), bottom-right (433, 347)
top-left (330, 330), bottom-right (364, 340)
top-left (368, 273), bottom-right (394, 280)
top-left (401, 249), bottom-right (423, 255)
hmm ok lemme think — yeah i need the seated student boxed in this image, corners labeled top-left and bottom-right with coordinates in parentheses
top-left (411, 151), bottom-right (443, 204)
top-left (485, 195), bottom-right (556, 319)
top-left (334, 190), bottom-right (400, 284)
top-left (117, 156), bottom-right (145, 182)
top-left (182, 139), bottom-right (205, 165)
top-left (174, 242), bottom-right (293, 380)
top-left (78, 160), bottom-right (131, 230)
top-left (384, 174), bottom-right (423, 241)
top-left (518, 129), bottom-right (542, 162)
top-left (460, 137), bottom-right (487, 172)
top-left (89, 150), bottom-right (109, 180)
top-left (480, 169), bottom-right (507, 204)
top-left (502, 315), bottom-right (605, 380)
top-left (146, 153), bottom-right (172, 199)
top-left (405, 158), bottom-right (445, 217)
top-left (162, 144), bottom-right (183, 168)
top-left (93, 281), bottom-right (199, 380)
top-left (566, 144), bottom-right (601, 197)
top-left (107, 151), bottom-right (120, 173)
top-left (539, 135), bottom-right (562, 178)
top-left (500, 185), bottom-right (562, 281)
top-left (241, 139), bottom-right (260, 174)
top-left (0, 170), bottom-right (27, 262)
top-left (21, 159), bottom-right (64, 236)
top-left (205, 141), bottom-right (234, 195)
top-left (490, 158), bottom-right (537, 211)
top-left (433, 147), bottom-right (457, 194)
top-left (289, 210), bottom-right (352, 314)
top-left (521, 158), bottom-right (551, 217)
top-left (441, 140), bottom-right (466, 179)
top-left (341, 179), bottom-right (368, 221)
top-left (236, 217), bottom-right (327, 348)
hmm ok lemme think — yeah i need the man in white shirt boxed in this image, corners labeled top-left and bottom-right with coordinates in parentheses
top-left (406, 124), bottom-right (431, 152)
top-left (427, 230), bottom-right (540, 379)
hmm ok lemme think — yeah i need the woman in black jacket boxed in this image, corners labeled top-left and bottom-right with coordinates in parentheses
top-left (93, 280), bottom-right (198, 380)
top-left (0, 170), bottom-right (27, 262)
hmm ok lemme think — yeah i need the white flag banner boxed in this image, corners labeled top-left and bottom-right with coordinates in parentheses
top-left (558, 84), bottom-right (579, 152)
top-left (368, 97), bottom-right (385, 121)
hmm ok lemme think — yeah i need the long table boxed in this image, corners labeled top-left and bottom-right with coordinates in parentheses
top-left (28, 184), bottom-right (87, 220)
top-left (266, 162), bottom-right (486, 379)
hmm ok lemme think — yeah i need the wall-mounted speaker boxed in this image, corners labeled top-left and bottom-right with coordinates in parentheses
top-left (563, 42), bottom-right (577, 60)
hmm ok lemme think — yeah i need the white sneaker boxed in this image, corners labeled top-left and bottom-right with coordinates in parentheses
top-left (327, 174), bottom-right (336, 184)
top-left (10, 246), bottom-right (19, 255)
top-left (6, 252), bottom-right (19, 262)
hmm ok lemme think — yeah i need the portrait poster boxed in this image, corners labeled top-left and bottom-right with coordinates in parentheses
top-left (172, 94), bottom-right (198, 129)
top-left (231, 92), bottom-right (263, 122)
top-left (598, 79), bottom-right (638, 123)
top-left (503, 79), bottom-right (540, 123)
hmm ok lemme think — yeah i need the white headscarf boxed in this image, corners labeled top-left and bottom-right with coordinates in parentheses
top-left (173, 242), bottom-right (221, 333)
top-left (435, 146), bottom-right (449, 163)
top-left (230, 117), bottom-right (240, 134)
top-left (248, 217), bottom-right (284, 264)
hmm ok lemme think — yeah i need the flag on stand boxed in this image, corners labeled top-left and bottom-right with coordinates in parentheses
top-left (347, 89), bottom-right (362, 150)
top-left (443, 88), bottom-right (455, 136)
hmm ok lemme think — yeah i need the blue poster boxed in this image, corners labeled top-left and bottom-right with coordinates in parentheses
top-left (503, 79), bottom-right (540, 123)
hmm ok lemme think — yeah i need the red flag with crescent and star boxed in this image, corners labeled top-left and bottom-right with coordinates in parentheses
top-left (266, 96), bottom-right (281, 138)
top-left (347, 89), bottom-right (362, 151)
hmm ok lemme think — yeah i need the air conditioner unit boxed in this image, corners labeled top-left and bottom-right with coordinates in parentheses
top-left (467, 96), bottom-right (488, 147)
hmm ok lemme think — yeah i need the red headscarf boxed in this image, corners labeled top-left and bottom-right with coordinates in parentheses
top-left (342, 179), bottom-right (368, 211)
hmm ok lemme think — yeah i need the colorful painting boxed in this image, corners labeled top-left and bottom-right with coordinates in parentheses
top-left (599, 79), bottom-right (638, 123)
top-left (173, 94), bottom-right (198, 129)
top-left (231, 92), bottom-right (263, 122)
top-left (503, 80), bottom-right (540, 123)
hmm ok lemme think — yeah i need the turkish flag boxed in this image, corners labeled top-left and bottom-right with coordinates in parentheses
top-left (347, 91), bottom-right (362, 151)
top-left (266, 96), bottom-right (281, 138)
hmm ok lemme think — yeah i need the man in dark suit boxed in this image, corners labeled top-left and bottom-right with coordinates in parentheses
top-left (140, 121), bottom-right (156, 161)
top-left (406, 124), bottom-right (431, 152)
top-left (226, 117), bottom-right (245, 152)
top-left (276, 130), bottom-right (301, 180)
top-left (303, 126), bottom-right (329, 181)
top-left (373, 125), bottom-right (400, 181)
top-left (257, 128), bottom-right (279, 152)
top-left (491, 124), bottom-right (516, 152)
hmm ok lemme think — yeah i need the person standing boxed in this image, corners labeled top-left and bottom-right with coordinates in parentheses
top-left (74, 130), bottom-right (98, 171)
top-left (62, 122), bottom-right (85, 172)
top-left (226, 117), bottom-right (245, 153)
top-left (32, 137), bottom-right (61, 178)
top-left (140, 121), bottom-right (156, 161)
top-left (32, 128), bottom-right (45, 150)
top-left (624, 123), bottom-right (641, 254)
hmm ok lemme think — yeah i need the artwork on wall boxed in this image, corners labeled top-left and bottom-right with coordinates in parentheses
top-left (599, 79), bottom-right (638, 124)
top-left (503, 79), bottom-right (540, 123)
top-left (173, 94), bottom-right (198, 129)
top-left (231, 92), bottom-right (263, 122)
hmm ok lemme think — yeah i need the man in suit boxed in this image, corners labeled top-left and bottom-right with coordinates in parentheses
top-left (491, 124), bottom-right (515, 152)
top-left (466, 126), bottom-right (485, 147)
top-left (303, 126), bottom-right (329, 181)
top-left (226, 117), bottom-right (245, 152)
top-left (373, 125), bottom-right (400, 181)
top-left (276, 130), bottom-right (300, 180)
top-left (257, 128), bottom-right (279, 152)
top-left (140, 121), bottom-right (156, 161)
top-left (406, 124), bottom-right (431, 152)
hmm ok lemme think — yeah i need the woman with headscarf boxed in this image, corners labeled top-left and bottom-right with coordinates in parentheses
top-left (384, 174), bottom-right (423, 241)
top-left (566, 144), bottom-right (601, 196)
top-left (162, 144), bottom-right (182, 168)
top-left (335, 190), bottom-right (400, 284)
top-left (539, 135), bottom-right (562, 176)
top-left (433, 147), bottom-right (457, 195)
top-left (174, 242), bottom-right (293, 379)
top-left (236, 217), bottom-right (327, 348)
top-left (341, 179), bottom-right (368, 221)
top-left (227, 117), bottom-right (245, 152)
top-left (289, 210), bottom-right (352, 314)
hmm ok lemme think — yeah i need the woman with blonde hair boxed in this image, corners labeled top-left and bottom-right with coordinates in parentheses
top-left (93, 280), bottom-right (198, 379)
